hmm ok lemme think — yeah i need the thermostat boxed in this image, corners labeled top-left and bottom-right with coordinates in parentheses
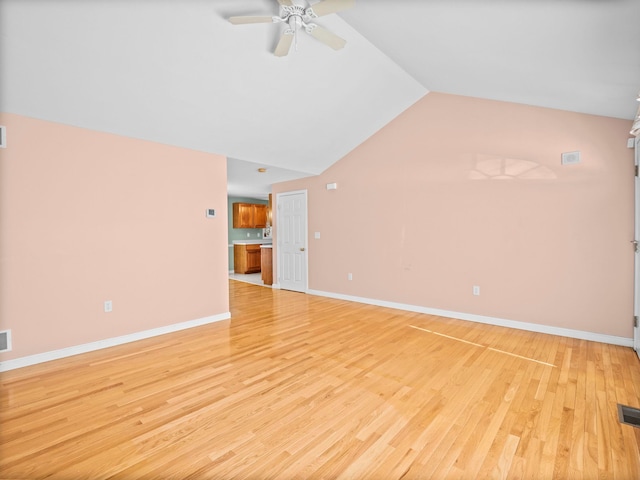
top-left (206, 209), bottom-right (216, 218)
top-left (561, 151), bottom-right (581, 165)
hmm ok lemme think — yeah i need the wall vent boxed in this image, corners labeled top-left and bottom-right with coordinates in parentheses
top-left (0, 126), bottom-right (6, 148)
top-left (618, 404), bottom-right (640, 428)
top-left (0, 330), bottom-right (11, 352)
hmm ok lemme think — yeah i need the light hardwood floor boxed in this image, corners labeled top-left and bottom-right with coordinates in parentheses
top-left (1, 280), bottom-right (640, 479)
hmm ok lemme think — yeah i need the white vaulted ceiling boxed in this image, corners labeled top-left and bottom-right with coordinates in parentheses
top-left (1, 0), bottom-right (639, 199)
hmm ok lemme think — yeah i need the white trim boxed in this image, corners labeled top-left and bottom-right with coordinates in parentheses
top-left (0, 312), bottom-right (231, 372)
top-left (635, 134), bottom-right (640, 359)
top-left (307, 289), bottom-right (633, 348)
top-left (276, 189), bottom-right (308, 196)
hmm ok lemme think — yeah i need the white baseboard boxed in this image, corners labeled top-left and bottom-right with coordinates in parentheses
top-left (0, 312), bottom-right (231, 372)
top-left (307, 289), bottom-right (634, 348)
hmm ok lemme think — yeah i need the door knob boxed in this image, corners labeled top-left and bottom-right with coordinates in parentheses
top-left (300, 247), bottom-right (305, 251)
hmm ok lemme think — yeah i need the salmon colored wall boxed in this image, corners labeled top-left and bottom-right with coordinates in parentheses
top-left (0, 113), bottom-right (229, 362)
top-left (273, 92), bottom-right (635, 339)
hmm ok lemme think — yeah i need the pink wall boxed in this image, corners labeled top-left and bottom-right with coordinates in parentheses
top-left (273, 93), bottom-right (635, 338)
top-left (0, 113), bottom-right (229, 362)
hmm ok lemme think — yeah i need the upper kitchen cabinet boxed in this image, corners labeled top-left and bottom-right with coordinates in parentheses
top-left (233, 203), bottom-right (267, 228)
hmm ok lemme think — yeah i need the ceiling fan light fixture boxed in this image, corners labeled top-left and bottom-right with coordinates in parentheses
top-left (288, 14), bottom-right (302, 28)
top-left (229, 0), bottom-right (352, 56)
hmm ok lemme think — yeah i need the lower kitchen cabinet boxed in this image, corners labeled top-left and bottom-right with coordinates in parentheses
top-left (261, 246), bottom-right (273, 285)
top-left (234, 244), bottom-right (262, 274)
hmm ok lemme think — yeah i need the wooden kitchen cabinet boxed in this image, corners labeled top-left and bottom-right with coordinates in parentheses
top-left (261, 246), bottom-right (273, 285)
top-left (233, 203), bottom-right (267, 229)
top-left (253, 204), bottom-right (267, 228)
top-left (234, 244), bottom-right (262, 274)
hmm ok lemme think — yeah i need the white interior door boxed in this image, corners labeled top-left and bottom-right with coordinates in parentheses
top-left (277, 190), bottom-right (307, 292)
top-left (635, 135), bottom-right (640, 359)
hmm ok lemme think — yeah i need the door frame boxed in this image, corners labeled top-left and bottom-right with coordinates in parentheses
top-left (275, 189), bottom-right (308, 292)
top-left (634, 135), bottom-right (640, 358)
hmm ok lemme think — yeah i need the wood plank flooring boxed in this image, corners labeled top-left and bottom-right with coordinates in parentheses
top-left (1, 280), bottom-right (640, 479)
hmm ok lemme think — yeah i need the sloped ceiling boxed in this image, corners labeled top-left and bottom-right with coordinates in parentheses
top-left (1, 0), bottom-right (639, 200)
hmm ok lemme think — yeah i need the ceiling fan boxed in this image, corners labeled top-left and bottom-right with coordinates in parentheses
top-left (229, 0), bottom-right (355, 57)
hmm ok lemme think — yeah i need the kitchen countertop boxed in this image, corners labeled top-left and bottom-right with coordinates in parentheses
top-left (260, 244), bottom-right (272, 249)
top-left (232, 240), bottom-right (272, 245)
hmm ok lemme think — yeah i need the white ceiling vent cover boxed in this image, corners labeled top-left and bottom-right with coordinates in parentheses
top-left (0, 330), bottom-right (11, 352)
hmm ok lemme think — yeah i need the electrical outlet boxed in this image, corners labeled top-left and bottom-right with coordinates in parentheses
top-left (473, 286), bottom-right (480, 296)
top-left (104, 300), bottom-right (113, 312)
top-left (348, 273), bottom-right (353, 281)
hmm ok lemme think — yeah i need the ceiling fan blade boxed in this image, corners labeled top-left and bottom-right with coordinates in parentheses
top-left (277, 0), bottom-right (294, 6)
top-left (308, 25), bottom-right (346, 50)
top-left (307, 0), bottom-right (355, 17)
top-left (229, 16), bottom-right (275, 25)
top-left (274, 33), bottom-right (294, 57)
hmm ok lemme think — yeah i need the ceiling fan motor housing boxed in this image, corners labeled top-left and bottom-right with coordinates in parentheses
top-left (282, 5), bottom-right (306, 20)
top-left (282, 5), bottom-right (306, 36)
